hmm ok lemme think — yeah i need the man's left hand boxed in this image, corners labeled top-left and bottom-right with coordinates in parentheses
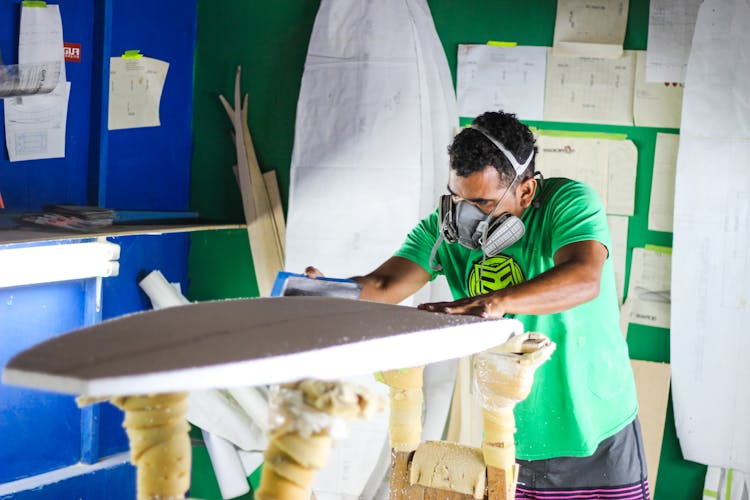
top-left (418, 293), bottom-right (507, 319)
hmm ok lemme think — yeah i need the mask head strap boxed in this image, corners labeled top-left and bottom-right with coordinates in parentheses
top-left (469, 124), bottom-right (534, 176)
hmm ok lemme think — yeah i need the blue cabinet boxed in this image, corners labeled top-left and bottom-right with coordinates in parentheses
top-left (0, 0), bottom-right (199, 497)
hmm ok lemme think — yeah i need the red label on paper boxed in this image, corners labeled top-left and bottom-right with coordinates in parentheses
top-left (64, 42), bottom-right (81, 62)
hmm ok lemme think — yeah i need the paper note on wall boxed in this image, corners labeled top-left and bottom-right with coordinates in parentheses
top-left (535, 133), bottom-right (637, 215)
top-left (552, 0), bottom-right (629, 58)
top-left (633, 51), bottom-right (683, 128)
top-left (607, 215), bottom-right (629, 304)
top-left (3, 3), bottom-right (70, 162)
top-left (646, 0), bottom-right (701, 83)
top-left (625, 247), bottom-right (671, 329)
top-left (108, 56), bottom-right (169, 130)
top-left (648, 133), bottom-right (679, 232)
top-left (606, 139), bottom-right (638, 215)
top-left (544, 50), bottom-right (635, 125)
top-left (4, 81), bottom-right (71, 162)
top-left (456, 44), bottom-right (546, 120)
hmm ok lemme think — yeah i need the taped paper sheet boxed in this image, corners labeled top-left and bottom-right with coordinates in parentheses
top-left (646, 0), bottom-right (701, 83)
top-left (671, 0), bottom-right (750, 470)
top-left (108, 56), bottom-right (169, 130)
top-left (535, 133), bottom-right (637, 215)
top-left (607, 215), bottom-right (629, 304)
top-left (456, 44), bottom-right (546, 120)
top-left (544, 50), bottom-right (635, 125)
top-left (648, 133), bottom-right (679, 233)
top-left (631, 360), bottom-right (670, 496)
top-left (633, 51), bottom-right (683, 129)
top-left (18, 3), bottom-right (66, 83)
top-left (625, 247), bottom-right (671, 329)
top-left (552, 0), bottom-right (629, 59)
top-left (4, 81), bottom-right (70, 161)
top-left (4, 3), bottom-right (70, 161)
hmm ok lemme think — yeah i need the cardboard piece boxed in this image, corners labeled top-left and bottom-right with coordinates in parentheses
top-left (3, 296), bottom-right (523, 397)
top-left (631, 360), bottom-right (671, 495)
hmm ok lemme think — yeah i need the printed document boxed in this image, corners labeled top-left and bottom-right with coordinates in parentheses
top-left (544, 50), bottom-right (635, 125)
top-left (553, 0), bottom-right (629, 58)
top-left (633, 51), bottom-right (683, 128)
top-left (648, 133), bottom-right (679, 232)
top-left (535, 133), bottom-right (637, 215)
top-left (456, 44), bottom-right (546, 120)
top-left (646, 0), bottom-right (701, 83)
top-left (108, 56), bottom-right (169, 130)
top-left (626, 247), bottom-right (671, 329)
top-left (4, 3), bottom-right (69, 161)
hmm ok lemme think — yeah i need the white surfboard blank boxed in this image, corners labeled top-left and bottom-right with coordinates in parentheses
top-left (3, 296), bottom-right (522, 397)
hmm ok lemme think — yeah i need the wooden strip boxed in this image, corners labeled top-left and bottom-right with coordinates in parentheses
top-left (220, 67), bottom-right (284, 296)
top-left (262, 170), bottom-right (286, 256)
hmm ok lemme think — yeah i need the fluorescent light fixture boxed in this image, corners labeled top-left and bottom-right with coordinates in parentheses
top-left (0, 241), bottom-right (120, 288)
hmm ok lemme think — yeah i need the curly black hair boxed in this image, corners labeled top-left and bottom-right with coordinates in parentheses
top-left (448, 111), bottom-right (536, 186)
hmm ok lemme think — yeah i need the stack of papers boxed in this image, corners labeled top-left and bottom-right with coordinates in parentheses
top-left (21, 205), bottom-right (115, 232)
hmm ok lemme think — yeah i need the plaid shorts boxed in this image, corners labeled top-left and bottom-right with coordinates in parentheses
top-left (515, 418), bottom-right (651, 499)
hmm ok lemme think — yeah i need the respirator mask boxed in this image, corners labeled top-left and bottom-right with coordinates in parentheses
top-left (429, 125), bottom-right (535, 272)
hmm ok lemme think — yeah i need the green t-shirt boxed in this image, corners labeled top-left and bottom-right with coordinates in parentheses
top-left (395, 178), bottom-right (638, 460)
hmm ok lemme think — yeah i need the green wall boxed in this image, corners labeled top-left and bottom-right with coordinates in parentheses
top-left (188, 1), bottom-right (705, 499)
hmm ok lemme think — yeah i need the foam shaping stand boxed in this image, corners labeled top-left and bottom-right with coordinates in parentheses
top-left (3, 296), bottom-right (522, 499)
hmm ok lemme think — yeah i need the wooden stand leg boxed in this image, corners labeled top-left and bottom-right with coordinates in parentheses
top-left (390, 450), bottom-right (425, 500)
top-left (255, 430), bottom-right (333, 500)
top-left (110, 393), bottom-right (191, 500)
top-left (474, 336), bottom-right (556, 500)
top-left (482, 408), bottom-right (517, 500)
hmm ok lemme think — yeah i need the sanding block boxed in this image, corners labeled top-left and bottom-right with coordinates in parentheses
top-left (270, 271), bottom-right (362, 299)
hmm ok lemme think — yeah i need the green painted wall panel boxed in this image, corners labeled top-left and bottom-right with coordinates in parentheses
top-left (189, 1), bottom-right (706, 498)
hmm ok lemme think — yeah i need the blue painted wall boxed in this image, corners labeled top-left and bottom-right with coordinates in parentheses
top-left (0, 233), bottom-right (191, 492)
top-left (0, 461), bottom-right (136, 500)
top-left (0, 0), bottom-right (95, 210)
top-left (0, 280), bottom-right (92, 482)
top-left (0, 0), bottom-right (198, 496)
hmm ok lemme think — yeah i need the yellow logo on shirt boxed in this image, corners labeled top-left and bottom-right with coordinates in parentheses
top-left (468, 255), bottom-right (525, 296)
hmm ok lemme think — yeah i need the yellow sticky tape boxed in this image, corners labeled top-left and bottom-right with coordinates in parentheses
top-left (122, 50), bottom-right (143, 59)
top-left (538, 129), bottom-right (628, 140)
top-left (487, 41), bottom-right (518, 47)
top-left (644, 244), bottom-right (672, 255)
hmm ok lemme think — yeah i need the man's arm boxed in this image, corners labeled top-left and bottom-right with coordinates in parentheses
top-left (418, 240), bottom-right (607, 318)
top-left (306, 256), bottom-right (432, 305)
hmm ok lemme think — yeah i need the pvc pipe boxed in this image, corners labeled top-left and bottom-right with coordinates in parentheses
top-left (138, 270), bottom-right (189, 309)
top-left (202, 430), bottom-right (250, 499)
